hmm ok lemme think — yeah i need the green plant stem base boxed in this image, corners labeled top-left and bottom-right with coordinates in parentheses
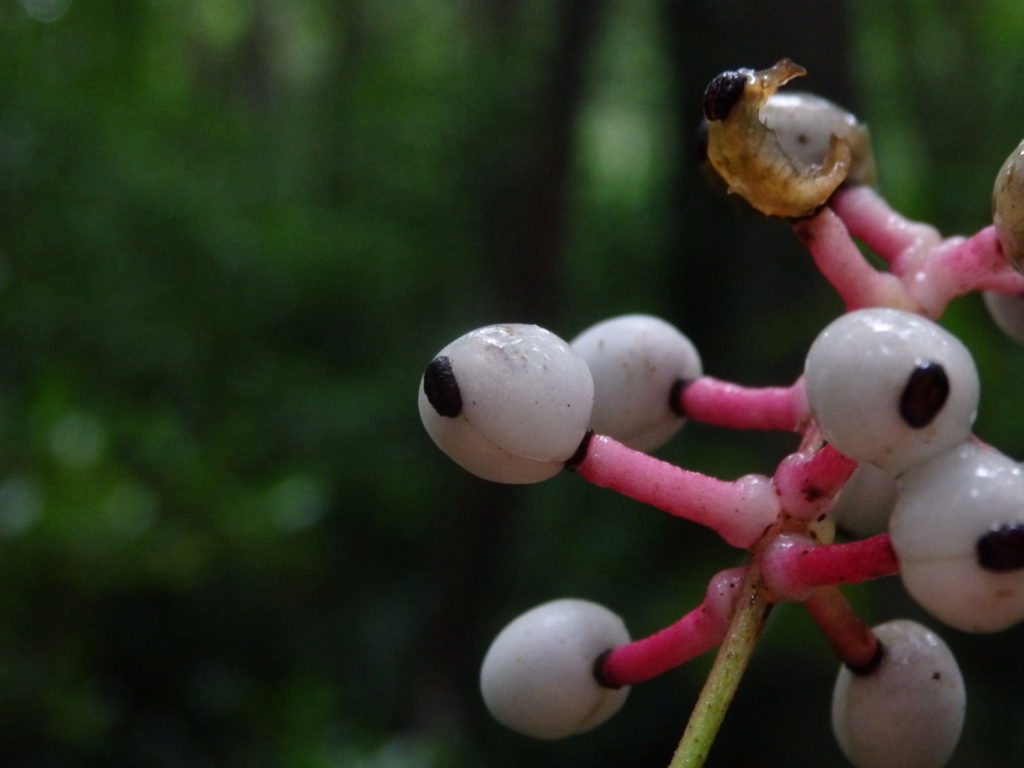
top-left (668, 568), bottom-right (770, 768)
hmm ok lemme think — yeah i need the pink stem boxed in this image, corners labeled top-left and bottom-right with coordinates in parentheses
top-left (802, 586), bottom-right (881, 674)
top-left (829, 186), bottom-right (1024, 317)
top-left (573, 433), bottom-right (779, 548)
top-left (911, 226), bottom-right (1024, 316)
top-left (676, 376), bottom-right (808, 432)
top-left (773, 444), bottom-right (858, 521)
top-left (792, 207), bottom-right (912, 311)
top-left (762, 532), bottom-right (898, 600)
top-left (598, 568), bottom-right (746, 687)
top-left (830, 185), bottom-right (941, 265)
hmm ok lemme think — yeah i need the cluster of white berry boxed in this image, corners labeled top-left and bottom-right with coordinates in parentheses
top-left (417, 60), bottom-right (1024, 767)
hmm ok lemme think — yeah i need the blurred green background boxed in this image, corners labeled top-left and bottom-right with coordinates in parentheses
top-left (3, 0), bottom-right (1024, 766)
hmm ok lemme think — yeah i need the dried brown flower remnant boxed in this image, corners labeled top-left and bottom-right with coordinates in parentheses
top-left (703, 59), bottom-right (853, 218)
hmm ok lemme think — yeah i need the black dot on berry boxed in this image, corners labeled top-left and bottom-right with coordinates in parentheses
top-left (847, 640), bottom-right (885, 677)
top-left (669, 378), bottom-right (692, 418)
top-left (977, 523), bottom-right (1024, 571)
top-left (592, 648), bottom-right (621, 690)
top-left (898, 362), bottom-right (949, 428)
top-left (423, 355), bottom-right (463, 418)
top-left (565, 430), bottom-right (594, 472)
top-left (703, 71), bottom-right (748, 121)
top-left (932, 671), bottom-right (942, 680)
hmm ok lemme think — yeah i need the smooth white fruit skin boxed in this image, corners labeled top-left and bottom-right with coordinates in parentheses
top-left (570, 314), bottom-right (701, 452)
top-left (760, 91), bottom-right (875, 186)
top-left (828, 463), bottom-right (898, 538)
top-left (480, 599), bottom-right (630, 740)
top-left (418, 324), bottom-right (594, 484)
top-left (804, 308), bottom-right (978, 474)
top-left (983, 290), bottom-right (1024, 344)
top-left (832, 619), bottom-right (964, 768)
top-left (890, 441), bottom-right (1024, 632)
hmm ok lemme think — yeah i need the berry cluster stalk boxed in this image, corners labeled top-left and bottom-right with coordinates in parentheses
top-left (669, 562), bottom-right (769, 768)
top-left (422, 61), bottom-right (1024, 768)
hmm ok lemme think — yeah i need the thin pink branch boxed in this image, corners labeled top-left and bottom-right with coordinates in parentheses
top-left (762, 532), bottom-right (898, 601)
top-left (910, 226), bottom-right (1024, 316)
top-left (830, 185), bottom-right (942, 268)
top-left (573, 433), bottom-right (779, 548)
top-left (793, 207), bottom-right (912, 312)
top-left (802, 586), bottom-right (881, 673)
top-left (829, 186), bottom-right (1024, 318)
top-left (676, 376), bottom-right (808, 432)
top-left (598, 568), bottom-right (746, 687)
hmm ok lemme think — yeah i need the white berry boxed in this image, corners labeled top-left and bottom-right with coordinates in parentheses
top-left (890, 441), bottom-right (1024, 632)
top-left (831, 619), bottom-right (964, 768)
top-left (570, 314), bottom-right (702, 451)
top-left (480, 598), bottom-right (630, 740)
top-left (760, 91), bottom-right (875, 186)
top-left (828, 463), bottom-right (898, 538)
top-left (983, 290), bottom-right (1024, 344)
top-left (804, 308), bottom-right (978, 473)
top-left (418, 324), bottom-right (594, 483)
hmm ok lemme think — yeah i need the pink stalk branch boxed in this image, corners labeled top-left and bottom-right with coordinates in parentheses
top-left (909, 226), bottom-right (1024, 316)
top-left (598, 568), bottom-right (746, 688)
top-left (830, 185), bottom-right (942, 266)
top-left (761, 532), bottom-right (899, 601)
top-left (773, 443), bottom-right (858, 521)
top-left (675, 376), bottom-right (809, 432)
top-left (802, 586), bottom-right (882, 674)
top-left (572, 433), bottom-right (779, 548)
top-left (826, 185), bottom-right (1024, 317)
top-left (793, 206), bottom-right (912, 312)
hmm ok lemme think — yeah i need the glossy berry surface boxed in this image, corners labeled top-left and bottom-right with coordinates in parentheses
top-left (890, 441), bottom-right (1024, 632)
top-left (479, 599), bottom-right (630, 740)
top-left (831, 619), bottom-right (965, 768)
top-left (828, 463), bottom-right (898, 538)
top-left (570, 314), bottom-right (701, 452)
top-left (983, 289), bottom-right (1024, 344)
top-left (418, 324), bottom-right (594, 483)
top-left (804, 308), bottom-right (978, 473)
top-left (759, 91), bottom-right (875, 186)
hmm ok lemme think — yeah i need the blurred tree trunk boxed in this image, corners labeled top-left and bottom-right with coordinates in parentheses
top-left (660, 0), bottom-right (853, 379)
top-left (408, 0), bottom-right (607, 732)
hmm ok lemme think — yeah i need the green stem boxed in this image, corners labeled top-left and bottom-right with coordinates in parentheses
top-left (667, 569), bottom-right (771, 768)
top-left (668, 432), bottom-right (823, 767)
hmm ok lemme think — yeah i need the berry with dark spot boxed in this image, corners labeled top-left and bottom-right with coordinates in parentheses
top-left (422, 355), bottom-right (462, 417)
top-left (899, 362), bottom-right (949, 428)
